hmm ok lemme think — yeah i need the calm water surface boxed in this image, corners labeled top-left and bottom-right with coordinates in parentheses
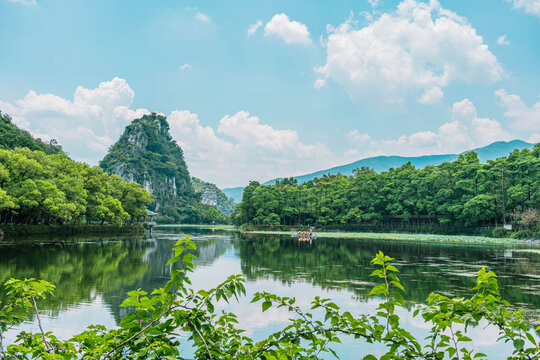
top-left (1, 226), bottom-right (539, 358)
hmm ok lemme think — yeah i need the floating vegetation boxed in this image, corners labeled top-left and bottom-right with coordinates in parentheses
top-left (155, 224), bottom-right (236, 230)
top-left (244, 230), bottom-right (539, 245)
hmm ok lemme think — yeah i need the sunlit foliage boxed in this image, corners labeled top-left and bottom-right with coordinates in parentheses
top-left (234, 145), bottom-right (540, 237)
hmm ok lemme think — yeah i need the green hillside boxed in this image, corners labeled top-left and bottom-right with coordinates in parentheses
top-left (0, 111), bottom-right (63, 154)
top-left (191, 177), bottom-right (236, 216)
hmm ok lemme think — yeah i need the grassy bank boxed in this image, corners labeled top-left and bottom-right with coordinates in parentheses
top-left (0, 223), bottom-right (145, 240)
top-left (243, 229), bottom-right (540, 245)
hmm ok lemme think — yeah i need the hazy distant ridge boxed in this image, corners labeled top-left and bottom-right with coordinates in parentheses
top-left (222, 140), bottom-right (534, 203)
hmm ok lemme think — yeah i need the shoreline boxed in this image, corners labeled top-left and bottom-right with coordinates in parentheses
top-left (243, 229), bottom-right (540, 245)
top-left (149, 224), bottom-right (539, 245)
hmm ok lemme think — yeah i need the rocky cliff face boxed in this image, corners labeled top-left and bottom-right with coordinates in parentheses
top-left (100, 113), bottom-right (196, 212)
top-left (192, 177), bottom-right (236, 216)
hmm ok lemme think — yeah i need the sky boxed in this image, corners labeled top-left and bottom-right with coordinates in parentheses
top-left (0, 0), bottom-right (539, 188)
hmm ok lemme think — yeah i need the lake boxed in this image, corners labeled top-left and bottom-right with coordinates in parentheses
top-left (1, 226), bottom-right (539, 358)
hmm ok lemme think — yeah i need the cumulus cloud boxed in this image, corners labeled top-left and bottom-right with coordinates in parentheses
top-left (345, 98), bottom-right (512, 159)
top-left (247, 20), bottom-right (263, 35)
top-left (497, 35), bottom-right (510, 45)
top-left (315, 0), bottom-right (502, 105)
top-left (0, 78), bottom-right (150, 164)
top-left (495, 89), bottom-right (540, 132)
top-left (0, 78), bottom-right (337, 186)
top-left (169, 110), bottom-right (334, 186)
top-left (417, 86), bottom-right (444, 105)
top-left (368, 0), bottom-right (380, 7)
top-left (179, 63), bottom-right (192, 70)
top-left (264, 13), bottom-right (312, 45)
top-left (509, 0), bottom-right (540, 17)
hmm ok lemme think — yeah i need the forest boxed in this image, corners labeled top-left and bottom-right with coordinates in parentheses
top-left (0, 147), bottom-right (152, 225)
top-left (0, 111), bottom-right (229, 227)
top-left (233, 145), bottom-right (540, 236)
top-left (0, 112), bottom-right (152, 226)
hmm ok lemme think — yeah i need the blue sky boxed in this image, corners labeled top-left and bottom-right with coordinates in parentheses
top-left (0, 0), bottom-right (539, 187)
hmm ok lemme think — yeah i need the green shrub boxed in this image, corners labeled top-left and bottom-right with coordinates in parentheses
top-left (491, 227), bottom-right (509, 238)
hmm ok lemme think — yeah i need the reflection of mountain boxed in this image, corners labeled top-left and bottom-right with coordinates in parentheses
top-left (100, 229), bottom-right (233, 323)
top-left (235, 235), bottom-right (540, 310)
top-left (0, 230), bottom-right (233, 324)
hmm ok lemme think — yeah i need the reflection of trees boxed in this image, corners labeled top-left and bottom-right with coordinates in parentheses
top-left (0, 228), bottom-right (233, 323)
top-left (2, 229), bottom-right (538, 326)
top-left (235, 235), bottom-right (540, 311)
top-left (0, 236), bottom-right (150, 316)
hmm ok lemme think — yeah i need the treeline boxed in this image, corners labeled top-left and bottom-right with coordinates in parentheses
top-left (233, 145), bottom-right (540, 235)
top-left (0, 147), bottom-right (152, 225)
top-left (0, 112), bottom-right (63, 155)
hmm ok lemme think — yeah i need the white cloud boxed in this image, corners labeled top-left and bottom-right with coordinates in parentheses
top-left (168, 110), bottom-right (334, 186)
top-left (9, 0), bottom-right (36, 5)
top-left (247, 20), bottom-right (263, 36)
top-left (495, 89), bottom-right (540, 132)
top-left (195, 12), bottom-right (211, 23)
top-left (417, 86), bottom-right (444, 105)
top-left (0, 78), bottom-right (150, 163)
top-left (509, 0), bottom-right (540, 17)
top-left (0, 79), bottom-right (337, 187)
top-left (368, 0), bottom-right (380, 7)
top-left (347, 130), bottom-right (372, 143)
top-left (314, 79), bottom-right (326, 89)
top-left (179, 63), bottom-right (192, 70)
top-left (315, 0), bottom-right (502, 105)
top-left (345, 98), bottom-right (512, 159)
top-left (529, 133), bottom-right (540, 143)
top-left (497, 35), bottom-right (510, 45)
top-left (264, 13), bottom-right (312, 45)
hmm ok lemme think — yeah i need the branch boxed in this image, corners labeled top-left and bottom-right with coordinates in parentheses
top-left (101, 306), bottom-right (174, 360)
top-left (31, 296), bottom-right (52, 352)
top-left (176, 312), bottom-right (213, 360)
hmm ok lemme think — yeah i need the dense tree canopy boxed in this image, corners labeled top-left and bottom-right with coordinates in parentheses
top-left (233, 145), bottom-right (540, 234)
top-left (0, 148), bottom-right (152, 225)
top-left (0, 112), bottom-right (63, 155)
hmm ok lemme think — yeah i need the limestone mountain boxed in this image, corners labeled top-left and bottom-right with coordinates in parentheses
top-left (100, 113), bottom-right (201, 222)
top-left (191, 177), bottom-right (236, 216)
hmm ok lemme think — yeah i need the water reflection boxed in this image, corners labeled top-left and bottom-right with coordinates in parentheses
top-left (0, 227), bottom-right (539, 358)
top-left (237, 234), bottom-right (540, 313)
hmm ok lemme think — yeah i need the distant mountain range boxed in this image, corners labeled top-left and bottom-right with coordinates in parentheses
top-left (222, 140), bottom-right (535, 203)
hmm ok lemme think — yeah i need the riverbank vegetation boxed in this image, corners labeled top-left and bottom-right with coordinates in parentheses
top-left (233, 145), bottom-right (540, 238)
top-left (0, 236), bottom-right (538, 359)
top-left (0, 147), bottom-right (152, 226)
